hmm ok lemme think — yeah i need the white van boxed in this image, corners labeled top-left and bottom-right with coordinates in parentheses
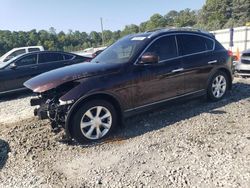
top-left (0, 46), bottom-right (44, 62)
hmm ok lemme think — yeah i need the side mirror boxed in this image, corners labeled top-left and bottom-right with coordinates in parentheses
top-left (9, 63), bottom-right (17, 69)
top-left (140, 52), bottom-right (159, 64)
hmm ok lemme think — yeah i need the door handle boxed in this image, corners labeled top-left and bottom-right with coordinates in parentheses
top-left (208, 60), bottom-right (218, 64)
top-left (172, 68), bottom-right (184, 73)
top-left (31, 66), bottom-right (38, 69)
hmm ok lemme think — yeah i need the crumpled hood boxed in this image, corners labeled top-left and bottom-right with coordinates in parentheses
top-left (24, 62), bottom-right (120, 93)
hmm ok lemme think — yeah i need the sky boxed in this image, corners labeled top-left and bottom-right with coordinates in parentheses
top-left (0, 0), bottom-right (206, 33)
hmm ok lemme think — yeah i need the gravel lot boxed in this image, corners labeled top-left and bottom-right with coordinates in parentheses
top-left (0, 77), bottom-right (250, 187)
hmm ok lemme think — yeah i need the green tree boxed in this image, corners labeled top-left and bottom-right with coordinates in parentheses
top-left (89, 31), bottom-right (102, 46)
top-left (198, 0), bottom-right (233, 30)
top-left (231, 0), bottom-right (250, 26)
top-left (164, 10), bottom-right (178, 26)
top-left (145, 14), bottom-right (167, 30)
top-left (121, 24), bottom-right (139, 36)
top-left (175, 9), bottom-right (198, 27)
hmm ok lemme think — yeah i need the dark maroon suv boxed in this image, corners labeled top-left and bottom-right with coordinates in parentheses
top-left (24, 28), bottom-right (233, 143)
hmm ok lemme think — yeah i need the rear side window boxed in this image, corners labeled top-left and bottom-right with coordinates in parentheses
top-left (145, 35), bottom-right (178, 61)
top-left (15, 54), bottom-right (37, 66)
top-left (63, 54), bottom-right (74, 60)
top-left (28, 48), bottom-right (40, 52)
top-left (204, 38), bottom-right (214, 50)
top-left (38, 53), bottom-right (64, 64)
top-left (178, 35), bottom-right (214, 56)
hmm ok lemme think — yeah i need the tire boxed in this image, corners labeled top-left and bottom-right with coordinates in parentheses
top-left (71, 100), bottom-right (117, 144)
top-left (207, 71), bottom-right (229, 101)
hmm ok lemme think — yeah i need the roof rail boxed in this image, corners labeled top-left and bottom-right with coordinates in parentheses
top-left (146, 27), bottom-right (212, 38)
top-left (145, 27), bottom-right (166, 33)
top-left (168, 27), bottom-right (202, 32)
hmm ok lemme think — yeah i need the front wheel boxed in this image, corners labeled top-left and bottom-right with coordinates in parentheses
top-left (207, 71), bottom-right (229, 101)
top-left (71, 100), bottom-right (117, 144)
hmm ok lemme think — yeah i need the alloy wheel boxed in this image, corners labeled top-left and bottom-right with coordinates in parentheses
top-left (212, 75), bottom-right (227, 98)
top-left (80, 106), bottom-right (112, 140)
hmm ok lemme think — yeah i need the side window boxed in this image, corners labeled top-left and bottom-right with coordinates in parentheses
top-left (178, 35), bottom-right (213, 56)
top-left (38, 53), bottom-right (64, 64)
top-left (145, 35), bottom-right (178, 61)
top-left (204, 38), bottom-right (214, 50)
top-left (28, 48), bottom-right (40, 52)
top-left (15, 54), bottom-right (37, 66)
top-left (11, 49), bottom-right (26, 57)
top-left (63, 54), bottom-right (74, 60)
top-left (5, 49), bottom-right (26, 61)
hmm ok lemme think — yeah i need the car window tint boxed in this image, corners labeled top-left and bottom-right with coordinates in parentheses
top-left (15, 54), bottom-right (37, 66)
top-left (204, 38), bottom-right (214, 50)
top-left (5, 49), bottom-right (26, 62)
top-left (63, 54), bottom-right (74, 60)
top-left (38, 53), bottom-right (64, 64)
top-left (145, 35), bottom-right (178, 61)
top-left (11, 49), bottom-right (26, 57)
top-left (178, 35), bottom-right (211, 55)
top-left (28, 48), bottom-right (40, 52)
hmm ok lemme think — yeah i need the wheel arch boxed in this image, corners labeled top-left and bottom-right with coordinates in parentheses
top-left (207, 67), bottom-right (233, 90)
top-left (65, 92), bottom-right (124, 139)
top-left (217, 68), bottom-right (233, 90)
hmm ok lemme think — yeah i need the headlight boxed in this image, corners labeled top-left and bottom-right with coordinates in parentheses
top-left (59, 99), bottom-right (74, 106)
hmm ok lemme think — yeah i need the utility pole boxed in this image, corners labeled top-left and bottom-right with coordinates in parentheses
top-left (100, 17), bottom-right (104, 46)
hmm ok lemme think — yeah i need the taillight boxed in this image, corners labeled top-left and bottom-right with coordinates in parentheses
top-left (228, 50), bottom-right (233, 57)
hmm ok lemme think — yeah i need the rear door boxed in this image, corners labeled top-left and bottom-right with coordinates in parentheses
top-left (37, 52), bottom-right (66, 74)
top-left (177, 34), bottom-right (215, 93)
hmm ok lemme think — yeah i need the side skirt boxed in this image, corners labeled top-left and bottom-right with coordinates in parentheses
top-left (0, 87), bottom-right (28, 95)
top-left (124, 89), bottom-right (206, 118)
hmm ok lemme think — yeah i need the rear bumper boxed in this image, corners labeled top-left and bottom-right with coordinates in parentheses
top-left (235, 62), bottom-right (250, 76)
top-left (235, 63), bottom-right (250, 71)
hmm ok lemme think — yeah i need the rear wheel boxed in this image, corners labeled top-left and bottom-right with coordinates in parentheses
top-left (71, 100), bottom-right (117, 144)
top-left (207, 71), bottom-right (229, 101)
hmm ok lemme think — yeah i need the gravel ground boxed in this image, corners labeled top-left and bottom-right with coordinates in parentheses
top-left (0, 92), bottom-right (35, 124)
top-left (0, 77), bottom-right (250, 187)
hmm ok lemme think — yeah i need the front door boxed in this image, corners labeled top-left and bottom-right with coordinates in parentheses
top-left (132, 35), bottom-right (185, 108)
top-left (2, 54), bottom-right (38, 92)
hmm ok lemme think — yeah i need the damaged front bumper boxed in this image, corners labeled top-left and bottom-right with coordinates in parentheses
top-left (31, 95), bottom-right (74, 131)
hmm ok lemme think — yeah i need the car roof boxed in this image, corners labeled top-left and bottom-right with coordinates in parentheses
top-left (12, 46), bottom-right (43, 50)
top-left (23, 50), bottom-right (76, 56)
top-left (128, 27), bottom-right (214, 40)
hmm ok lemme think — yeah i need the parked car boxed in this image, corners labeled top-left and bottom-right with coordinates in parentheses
top-left (0, 46), bottom-right (44, 63)
top-left (0, 51), bottom-right (92, 94)
top-left (235, 49), bottom-right (250, 76)
top-left (24, 28), bottom-right (233, 143)
top-left (73, 46), bottom-right (107, 58)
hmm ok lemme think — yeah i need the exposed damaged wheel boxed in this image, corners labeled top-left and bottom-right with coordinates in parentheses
top-left (207, 71), bottom-right (228, 101)
top-left (71, 100), bottom-right (117, 143)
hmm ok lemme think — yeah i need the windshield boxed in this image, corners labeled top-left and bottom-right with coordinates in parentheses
top-left (91, 35), bottom-right (149, 64)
